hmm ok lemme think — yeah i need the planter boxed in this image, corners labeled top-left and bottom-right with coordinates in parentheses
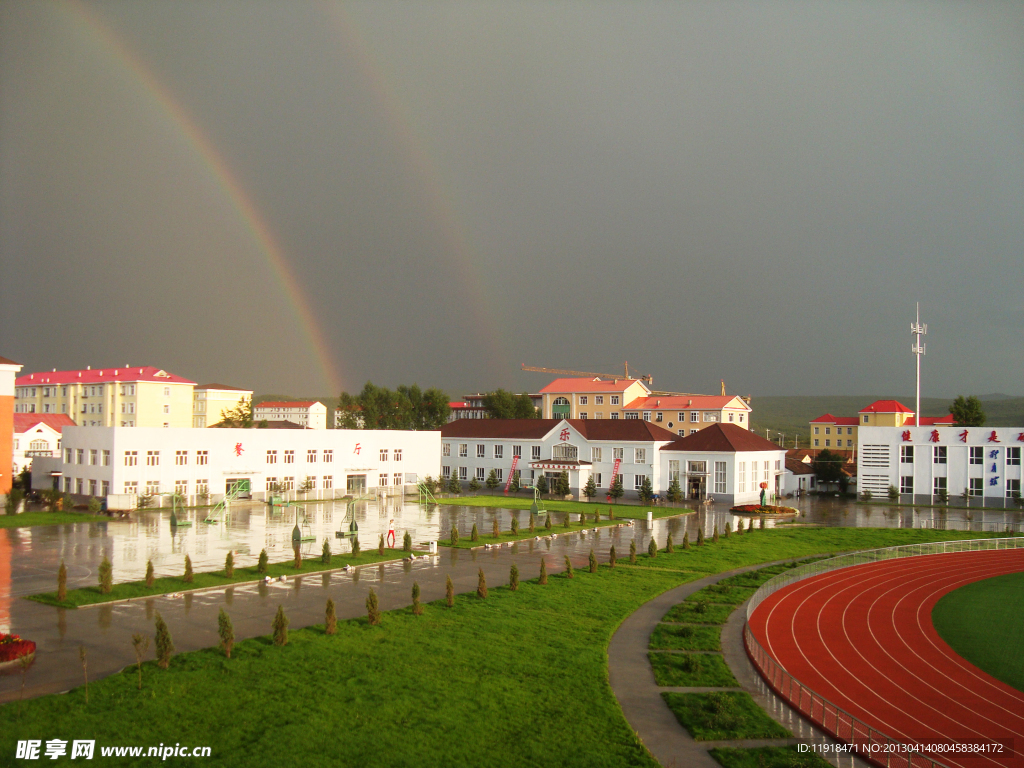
top-left (729, 504), bottom-right (799, 515)
top-left (0, 633), bottom-right (36, 668)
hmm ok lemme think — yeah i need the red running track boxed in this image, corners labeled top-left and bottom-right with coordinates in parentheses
top-left (748, 549), bottom-right (1024, 768)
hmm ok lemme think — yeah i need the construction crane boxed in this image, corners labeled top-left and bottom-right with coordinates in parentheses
top-left (521, 362), bottom-right (653, 386)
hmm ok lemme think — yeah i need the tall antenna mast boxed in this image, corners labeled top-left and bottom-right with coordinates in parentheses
top-left (911, 302), bottom-right (927, 427)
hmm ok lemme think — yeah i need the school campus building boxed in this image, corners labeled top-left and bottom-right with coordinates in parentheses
top-left (810, 400), bottom-right (954, 452)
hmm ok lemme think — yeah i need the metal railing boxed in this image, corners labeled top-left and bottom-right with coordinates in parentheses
top-left (744, 535), bottom-right (1024, 768)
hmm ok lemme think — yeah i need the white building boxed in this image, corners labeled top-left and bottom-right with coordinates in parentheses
top-left (13, 414), bottom-right (76, 474)
top-left (33, 426), bottom-right (440, 506)
top-left (254, 401), bottom-right (327, 430)
top-left (439, 419), bottom-right (679, 500)
top-left (858, 426), bottom-right (1023, 506)
top-left (659, 424), bottom-right (787, 506)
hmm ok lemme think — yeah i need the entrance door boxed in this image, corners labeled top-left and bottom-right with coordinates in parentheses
top-left (225, 479), bottom-right (251, 497)
top-left (688, 477), bottom-right (703, 499)
top-left (346, 475), bottom-right (367, 494)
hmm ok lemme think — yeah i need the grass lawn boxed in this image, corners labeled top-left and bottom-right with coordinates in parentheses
top-left (649, 623), bottom-right (722, 652)
top-left (709, 746), bottom-right (832, 768)
top-left (28, 549), bottom-right (414, 609)
top-left (449, 514), bottom-right (633, 549)
top-left (932, 571), bottom-right (1024, 693)
top-left (690, 584), bottom-right (757, 606)
top-left (648, 652), bottom-right (738, 687)
top-left (0, 511), bottom-right (103, 529)
top-left (443, 495), bottom-right (687, 520)
top-left (662, 692), bottom-right (791, 740)
top-left (663, 602), bottom-right (736, 625)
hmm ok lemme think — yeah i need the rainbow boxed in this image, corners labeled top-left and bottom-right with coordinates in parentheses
top-left (63, 0), bottom-right (344, 394)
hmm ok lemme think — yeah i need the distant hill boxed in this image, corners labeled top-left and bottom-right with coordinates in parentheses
top-left (748, 395), bottom-right (1024, 449)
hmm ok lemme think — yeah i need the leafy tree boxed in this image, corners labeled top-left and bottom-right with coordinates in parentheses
top-left (468, 477), bottom-right (481, 493)
top-left (697, 527), bottom-right (704, 546)
top-left (183, 555), bottom-right (194, 583)
top-left (448, 472), bottom-right (462, 495)
top-left (509, 472), bottom-right (521, 494)
top-left (365, 590), bottom-right (380, 626)
top-left (322, 538), bottom-right (332, 565)
top-left (589, 549), bottom-right (598, 573)
top-left (608, 474), bottom-right (624, 503)
top-left (509, 563), bottom-right (520, 591)
top-left (257, 549), bottom-right (269, 575)
top-left (412, 582), bottom-right (423, 616)
top-left (351, 536), bottom-right (361, 557)
top-left (648, 538), bottom-right (658, 557)
top-left (713, 525), bottom-right (719, 543)
top-left (536, 474), bottom-right (549, 494)
top-left (563, 556), bottom-right (574, 579)
top-left (584, 476), bottom-right (597, 501)
top-left (450, 525), bottom-right (459, 546)
top-left (378, 534), bottom-right (386, 555)
top-left (98, 556), bottom-right (112, 594)
top-left (273, 605), bottom-right (290, 643)
top-left (294, 545), bottom-right (303, 568)
top-left (87, 497), bottom-right (102, 514)
top-left (682, 531), bottom-right (690, 549)
top-left (666, 533), bottom-right (674, 553)
top-left (214, 396), bottom-right (254, 428)
top-left (336, 382), bottom-right (451, 430)
top-left (218, 609), bottom-right (234, 658)
top-left (812, 449), bottom-right (845, 488)
top-left (557, 471), bottom-right (570, 496)
top-left (639, 476), bottom-right (654, 505)
top-left (949, 395), bottom-right (986, 427)
top-left (154, 612), bottom-right (174, 668)
top-left (888, 485), bottom-right (899, 502)
top-left (482, 389), bottom-right (538, 419)
top-left (225, 551), bottom-right (235, 577)
top-left (629, 539), bottom-right (637, 564)
top-left (131, 633), bottom-right (149, 688)
top-left (477, 568), bottom-right (488, 598)
top-left (724, 522), bottom-right (731, 538)
top-left (510, 514), bottom-right (519, 535)
top-left (471, 523), bottom-right (479, 541)
top-left (485, 469), bottom-right (499, 491)
top-left (545, 513), bottom-right (552, 530)
top-left (667, 478), bottom-right (682, 503)
top-left (145, 560), bottom-right (155, 587)
top-left (493, 517), bottom-right (501, 537)
top-left (608, 545), bottom-right (616, 567)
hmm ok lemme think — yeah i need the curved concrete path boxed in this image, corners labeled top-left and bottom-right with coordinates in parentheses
top-left (608, 559), bottom-right (872, 768)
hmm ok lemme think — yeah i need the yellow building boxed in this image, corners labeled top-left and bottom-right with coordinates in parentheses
top-left (193, 384), bottom-right (253, 427)
top-left (621, 395), bottom-right (751, 436)
top-left (538, 378), bottom-right (651, 420)
top-left (810, 400), bottom-right (954, 450)
top-left (15, 366), bottom-right (196, 428)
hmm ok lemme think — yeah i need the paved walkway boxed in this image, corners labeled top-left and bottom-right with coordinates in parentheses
top-left (608, 559), bottom-right (873, 768)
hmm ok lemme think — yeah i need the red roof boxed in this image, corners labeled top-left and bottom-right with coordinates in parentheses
top-left (0, 356), bottom-right (21, 366)
top-left (255, 401), bottom-right (322, 409)
top-left (859, 400), bottom-right (914, 414)
top-left (16, 366), bottom-right (194, 386)
top-left (13, 413), bottom-right (77, 433)
top-left (785, 458), bottom-right (816, 475)
top-left (440, 418), bottom-right (678, 442)
top-left (539, 377), bottom-right (649, 394)
top-left (623, 395), bottom-right (749, 411)
top-left (809, 414), bottom-right (860, 425)
top-left (917, 414), bottom-right (956, 426)
top-left (195, 383), bottom-right (251, 392)
top-left (661, 423), bottom-right (784, 453)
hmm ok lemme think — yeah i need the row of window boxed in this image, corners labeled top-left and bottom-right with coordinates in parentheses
top-left (442, 444), bottom-right (655, 463)
top-left (901, 445), bottom-right (1021, 465)
top-left (64, 449), bottom-right (111, 466)
top-left (17, 384), bottom-right (154, 398)
top-left (62, 478), bottom-right (110, 496)
top-left (814, 426), bottom-right (855, 435)
top-left (899, 476), bottom-right (1021, 498)
top-left (814, 439), bottom-right (855, 448)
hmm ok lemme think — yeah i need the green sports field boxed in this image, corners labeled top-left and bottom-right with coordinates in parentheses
top-left (932, 572), bottom-right (1024, 693)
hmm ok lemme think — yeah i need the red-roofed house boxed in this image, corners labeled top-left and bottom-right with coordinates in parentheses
top-left (621, 394), bottom-right (751, 436)
top-left (538, 377), bottom-right (651, 420)
top-left (15, 366), bottom-right (196, 428)
top-left (809, 400), bottom-right (957, 453)
top-left (13, 414), bottom-right (76, 473)
top-left (254, 401), bottom-right (327, 429)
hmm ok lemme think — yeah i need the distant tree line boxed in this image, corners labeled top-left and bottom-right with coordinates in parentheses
top-left (336, 382), bottom-right (450, 430)
top-left (481, 389), bottom-right (539, 419)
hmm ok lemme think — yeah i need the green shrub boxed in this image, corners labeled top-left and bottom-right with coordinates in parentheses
top-left (592, 510), bottom-right (600, 524)
top-left (564, 556), bottom-right (574, 579)
top-left (477, 568), bottom-right (488, 598)
top-left (724, 522), bottom-right (731, 538)
top-left (563, 513), bottom-right (571, 529)
top-left (509, 563), bottom-right (519, 591)
top-left (608, 506), bottom-right (614, 520)
top-left (366, 589), bottom-right (381, 625)
top-left (694, 597), bottom-right (710, 614)
top-left (713, 525), bottom-right (719, 544)
top-left (471, 524), bottom-right (479, 542)
top-left (183, 555), bottom-right (194, 583)
top-left (666, 534), bottom-right (674, 553)
top-left (293, 545), bottom-right (302, 569)
top-left (273, 604), bottom-right (290, 643)
top-left (539, 559), bottom-right (548, 585)
top-left (325, 598), bottom-right (337, 634)
top-left (529, 513), bottom-right (535, 533)
top-left (403, 531), bottom-right (412, 552)
top-left (629, 539), bottom-right (637, 564)
top-left (225, 551), bottom-right (235, 577)
top-left (589, 549), bottom-right (597, 573)
top-left (648, 538), bottom-right (658, 558)
top-left (412, 582), bottom-right (422, 616)
top-left (450, 526), bottom-right (459, 546)
top-left (154, 611), bottom-right (174, 668)
top-left (145, 559), bottom-right (155, 587)
top-left (218, 609), bottom-right (234, 658)
top-left (609, 545), bottom-right (616, 568)
top-left (545, 514), bottom-right (552, 530)
top-left (697, 527), bottom-right (705, 546)
top-left (445, 575), bottom-right (454, 607)
top-left (759, 517), bottom-right (765, 530)
top-left (492, 518), bottom-right (500, 538)
top-left (321, 539), bottom-right (332, 565)
top-left (88, 496), bottom-right (102, 514)
top-left (257, 549), bottom-right (269, 574)
top-left (510, 514), bottom-right (519, 535)
top-left (683, 531), bottom-right (690, 549)
top-left (377, 534), bottom-right (385, 556)
top-left (57, 559), bottom-right (67, 602)
top-left (131, 633), bottom-right (149, 689)
top-left (98, 556), bottom-right (112, 594)
top-left (352, 537), bottom-right (361, 557)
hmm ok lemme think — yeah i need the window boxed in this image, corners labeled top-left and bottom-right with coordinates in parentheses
top-left (592, 447), bottom-right (602, 462)
top-left (728, 413), bottom-right (734, 422)
top-left (641, 411), bottom-right (650, 421)
top-left (267, 450), bottom-right (278, 464)
top-left (324, 450), bottom-right (333, 463)
top-left (688, 461), bottom-right (707, 474)
top-left (323, 476), bottom-right (333, 490)
top-left (379, 473), bottom-right (389, 487)
top-left (634, 474), bottom-right (646, 489)
top-left (393, 473), bottom-right (402, 486)
top-left (380, 449), bottom-right (389, 462)
top-left (825, 440), bottom-right (831, 447)
top-left (901, 476), bottom-right (914, 494)
top-left (579, 413), bottom-right (587, 419)
top-left (678, 430), bottom-right (685, 436)
top-left (1007, 447), bottom-right (1021, 466)
top-left (145, 480), bottom-right (160, 495)
top-left (308, 450), bottom-right (318, 463)
top-left (690, 412), bottom-right (699, 422)
top-left (458, 466), bottom-right (467, 480)
top-left (634, 448), bottom-right (646, 464)
top-left (531, 445), bottom-right (541, 460)
top-left (175, 480), bottom-right (188, 496)
top-left (863, 414), bottom-right (870, 424)
top-left (595, 396), bottom-right (604, 405)
top-left (738, 462), bottom-right (746, 493)
top-left (613, 447), bottom-right (624, 460)
top-left (89, 449), bottom-right (98, 465)
top-left (196, 480), bottom-right (209, 495)
top-left (76, 448), bottom-right (84, 464)
top-left (494, 445), bottom-right (503, 459)
top-left (394, 449), bottom-right (402, 462)
top-left (1007, 479), bottom-right (1021, 498)
top-left (459, 444), bottom-right (468, 458)
top-left (690, 429), bottom-right (698, 435)
top-left (102, 450), bottom-right (110, 466)
top-left (969, 478), bottom-right (983, 497)
top-left (124, 481), bottom-right (138, 494)
top-left (513, 445), bottom-right (521, 458)
top-left (825, 427), bottom-right (831, 435)
top-left (88, 479), bottom-right (97, 496)
top-left (476, 467), bottom-right (486, 481)
top-left (197, 451), bottom-right (208, 465)
top-left (308, 476), bottom-right (318, 490)
top-left (163, 387), bottom-right (170, 397)
top-left (176, 450), bottom-right (187, 466)
top-left (282, 477), bottom-right (295, 491)
top-left (970, 447), bottom-right (983, 465)
top-left (611, 396), bottom-right (619, 405)
top-left (64, 477), bottom-right (71, 493)
top-left (814, 439), bottom-right (820, 447)
top-left (265, 477), bottom-right (279, 490)
top-left (124, 451), bottom-right (137, 466)
top-left (933, 477), bottom-right (947, 495)
top-left (715, 462), bottom-right (726, 494)
top-left (442, 466), bottom-right (451, 478)
top-left (476, 444), bottom-right (485, 458)
top-left (553, 444), bottom-right (578, 460)
top-left (624, 412), bottom-right (639, 420)
top-left (739, 414), bottom-right (744, 423)
top-left (579, 396), bottom-right (588, 405)
top-left (146, 451), bottom-right (159, 466)
top-left (704, 412), bottom-right (718, 422)
top-left (594, 473), bottom-right (602, 487)
top-left (610, 413), bottom-right (619, 420)
top-left (163, 405), bottom-right (170, 414)
top-left (101, 480), bottom-right (109, 497)
top-left (284, 450), bottom-right (294, 464)
top-left (933, 446), bottom-right (947, 464)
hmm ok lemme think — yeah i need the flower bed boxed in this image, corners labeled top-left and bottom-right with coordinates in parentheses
top-left (730, 504), bottom-right (798, 515)
top-left (0, 632), bottom-right (36, 665)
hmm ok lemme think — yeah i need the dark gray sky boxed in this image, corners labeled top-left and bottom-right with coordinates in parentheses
top-left (2, 1), bottom-right (1022, 399)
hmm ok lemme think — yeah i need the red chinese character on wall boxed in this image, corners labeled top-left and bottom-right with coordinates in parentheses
top-left (559, 428), bottom-right (570, 441)
top-left (353, 442), bottom-right (362, 454)
top-left (901, 430), bottom-right (911, 442)
top-left (929, 430), bottom-right (940, 443)
top-left (1018, 433), bottom-right (1024, 442)
top-left (234, 443), bottom-right (244, 456)
top-left (958, 429), bottom-right (969, 443)
top-left (987, 431), bottom-right (1001, 443)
